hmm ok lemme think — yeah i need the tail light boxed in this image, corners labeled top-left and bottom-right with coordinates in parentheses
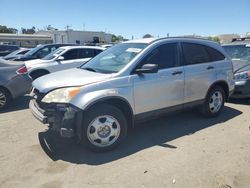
top-left (16, 65), bottom-right (28, 75)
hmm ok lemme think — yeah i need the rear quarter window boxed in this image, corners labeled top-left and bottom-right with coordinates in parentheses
top-left (205, 46), bottom-right (225, 61)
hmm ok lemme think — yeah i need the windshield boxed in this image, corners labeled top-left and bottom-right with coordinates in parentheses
top-left (4, 49), bottom-right (21, 58)
top-left (223, 45), bottom-right (250, 61)
top-left (80, 43), bottom-right (148, 73)
top-left (42, 48), bottom-right (65, 60)
top-left (25, 45), bottom-right (43, 56)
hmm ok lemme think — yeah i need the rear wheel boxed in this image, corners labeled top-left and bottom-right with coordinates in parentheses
top-left (200, 86), bottom-right (225, 117)
top-left (81, 104), bottom-right (128, 152)
top-left (0, 88), bottom-right (11, 110)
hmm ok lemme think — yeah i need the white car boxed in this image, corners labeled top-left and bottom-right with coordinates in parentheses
top-left (25, 46), bottom-right (105, 80)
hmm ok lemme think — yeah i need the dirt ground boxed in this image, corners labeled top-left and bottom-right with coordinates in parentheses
top-left (0, 96), bottom-right (249, 188)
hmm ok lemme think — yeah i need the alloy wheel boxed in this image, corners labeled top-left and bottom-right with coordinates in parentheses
top-left (0, 91), bottom-right (7, 109)
top-left (209, 91), bottom-right (223, 113)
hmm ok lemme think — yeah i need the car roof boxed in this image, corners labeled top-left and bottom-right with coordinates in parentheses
top-left (59, 46), bottom-right (106, 50)
top-left (124, 37), bottom-right (220, 45)
top-left (124, 38), bottom-right (158, 44)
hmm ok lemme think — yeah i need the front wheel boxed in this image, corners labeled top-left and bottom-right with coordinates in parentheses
top-left (200, 86), bottom-right (225, 117)
top-left (81, 104), bottom-right (128, 152)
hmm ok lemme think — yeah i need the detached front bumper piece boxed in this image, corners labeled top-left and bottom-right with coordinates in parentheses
top-left (29, 99), bottom-right (82, 138)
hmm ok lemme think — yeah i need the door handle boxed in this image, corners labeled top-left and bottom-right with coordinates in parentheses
top-left (207, 66), bottom-right (214, 70)
top-left (172, 71), bottom-right (183, 75)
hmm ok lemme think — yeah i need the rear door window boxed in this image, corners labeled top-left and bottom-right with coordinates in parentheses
top-left (78, 49), bottom-right (95, 58)
top-left (205, 46), bottom-right (225, 61)
top-left (181, 43), bottom-right (211, 65)
top-left (62, 49), bottom-right (79, 60)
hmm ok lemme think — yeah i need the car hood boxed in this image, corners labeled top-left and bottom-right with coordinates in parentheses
top-left (33, 68), bottom-right (112, 93)
top-left (232, 59), bottom-right (250, 73)
top-left (25, 59), bottom-right (49, 69)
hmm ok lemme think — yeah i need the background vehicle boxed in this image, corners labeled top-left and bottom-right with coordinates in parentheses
top-left (30, 37), bottom-right (234, 152)
top-left (2, 48), bottom-right (30, 60)
top-left (0, 63), bottom-right (32, 110)
top-left (25, 46), bottom-right (105, 80)
top-left (0, 45), bottom-right (19, 57)
top-left (223, 38), bottom-right (250, 99)
top-left (12, 43), bottom-right (77, 61)
top-left (100, 44), bottom-right (113, 48)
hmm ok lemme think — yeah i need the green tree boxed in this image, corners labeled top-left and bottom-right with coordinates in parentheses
top-left (21, 26), bottom-right (36, 34)
top-left (0, 25), bottom-right (18, 33)
top-left (111, 34), bottom-right (127, 42)
top-left (143, 34), bottom-right (153, 38)
top-left (208, 36), bottom-right (220, 43)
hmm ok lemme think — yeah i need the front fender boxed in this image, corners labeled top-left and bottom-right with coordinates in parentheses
top-left (70, 88), bottom-right (134, 112)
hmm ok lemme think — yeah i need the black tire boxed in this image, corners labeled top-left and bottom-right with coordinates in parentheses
top-left (0, 88), bottom-right (11, 110)
top-left (30, 71), bottom-right (49, 80)
top-left (200, 86), bottom-right (225, 117)
top-left (81, 104), bottom-right (128, 152)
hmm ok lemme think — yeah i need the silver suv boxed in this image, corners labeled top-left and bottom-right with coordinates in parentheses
top-left (30, 37), bottom-right (235, 152)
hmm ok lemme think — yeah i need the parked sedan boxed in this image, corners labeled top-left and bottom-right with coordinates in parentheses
top-left (12, 43), bottom-right (77, 61)
top-left (2, 48), bottom-right (30, 60)
top-left (0, 45), bottom-right (19, 57)
top-left (0, 63), bottom-right (32, 110)
top-left (25, 46), bottom-right (105, 80)
top-left (223, 40), bottom-right (250, 99)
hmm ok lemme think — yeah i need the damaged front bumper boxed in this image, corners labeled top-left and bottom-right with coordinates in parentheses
top-left (29, 99), bottom-right (83, 138)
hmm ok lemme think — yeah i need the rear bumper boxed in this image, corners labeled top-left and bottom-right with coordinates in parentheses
top-left (231, 80), bottom-right (250, 99)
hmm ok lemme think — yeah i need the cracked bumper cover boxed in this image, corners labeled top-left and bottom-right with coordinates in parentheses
top-left (29, 99), bottom-right (83, 138)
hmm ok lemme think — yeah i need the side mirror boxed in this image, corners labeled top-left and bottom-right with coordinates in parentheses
top-left (57, 56), bottom-right (64, 61)
top-left (135, 64), bottom-right (158, 74)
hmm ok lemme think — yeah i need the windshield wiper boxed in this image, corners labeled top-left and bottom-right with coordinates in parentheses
top-left (81, 67), bottom-right (97, 72)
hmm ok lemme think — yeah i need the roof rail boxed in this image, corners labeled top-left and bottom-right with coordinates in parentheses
top-left (149, 36), bottom-right (214, 44)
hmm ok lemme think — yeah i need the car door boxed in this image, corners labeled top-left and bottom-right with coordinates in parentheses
top-left (131, 42), bottom-right (184, 115)
top-left (181, 42), bottom-right (217, 103)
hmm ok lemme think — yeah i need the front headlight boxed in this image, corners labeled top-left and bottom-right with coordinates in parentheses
top-left (42, 87), bottom-right (81, 103)
top-left (234, 71), bottom-right (250, 81)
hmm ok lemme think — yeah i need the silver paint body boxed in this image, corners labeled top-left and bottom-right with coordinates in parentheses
top-left (33, 38), bottom-right (235, 115)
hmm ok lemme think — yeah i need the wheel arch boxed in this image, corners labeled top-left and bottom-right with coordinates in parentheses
top-left (84, 96), bottom-right (134, 129)
top-left (206, 80), bottom-right (229, 101)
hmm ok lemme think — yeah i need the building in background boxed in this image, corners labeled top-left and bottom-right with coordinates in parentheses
top-left (216, 34), bottom-right (240, 44)
top-left (36, 30), bottom-right (112, 44)
top-left (0, 33), bottom-right (52, 47)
